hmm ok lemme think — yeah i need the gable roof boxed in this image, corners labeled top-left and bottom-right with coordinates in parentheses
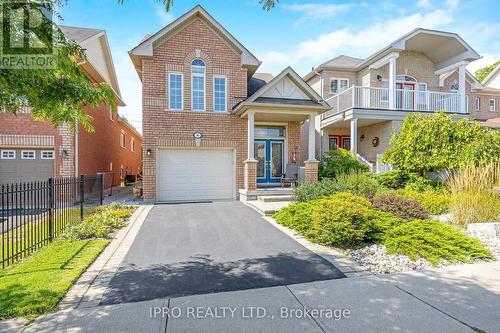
top-left (234, 67), bottom-right (329, 114)
top-left (482, 63), bottom-right (500, 86)
top-left (60, 25), bottom-right (124, 106)
top-left (247, 73), bottom-right (274, 97)
top-left (129, 5), bottom-right (261, 79)
top-left (303, 55), bottom-right (363, 81)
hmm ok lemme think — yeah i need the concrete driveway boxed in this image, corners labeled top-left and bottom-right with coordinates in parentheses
top-left (100, 201), bottom-right (345, 305)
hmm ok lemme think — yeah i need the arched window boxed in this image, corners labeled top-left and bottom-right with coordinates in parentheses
top-left (450, 83), bottom-right (459, 93)
top-left (191, 59), bottom-right (205, 111)
top-left (396, 75), bottom-right (417, 83)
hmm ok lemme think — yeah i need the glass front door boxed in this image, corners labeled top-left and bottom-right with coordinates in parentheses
top-left (255, 139), bottom-right (284, 183)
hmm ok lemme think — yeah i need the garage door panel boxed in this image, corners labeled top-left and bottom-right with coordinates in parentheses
top-left (157, 149), bottom-right (234, 202)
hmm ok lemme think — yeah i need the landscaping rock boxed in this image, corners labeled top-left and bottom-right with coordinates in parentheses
top-left (345, 244), bottom-right (433, 274)
top-left (467, 222), bottom-right (500, 238)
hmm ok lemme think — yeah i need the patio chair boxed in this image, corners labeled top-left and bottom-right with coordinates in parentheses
top-left (281, 164), bottom-right (298, 187)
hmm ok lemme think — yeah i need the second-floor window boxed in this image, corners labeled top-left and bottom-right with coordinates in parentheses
top-left (168, 73), bottom-right (183, 110)
top-left (490, 99), bottom-right (497, 112)
top-left (191, 59), bottom-right (205, 111)
top-left (131, 138), bottom-right (135, 152)
top-left (120, 132), bottom-right (125, 148)
top-left (213, 76), bottom-right (227, 112)
top-left (330, 79), bottom-right (349, 94)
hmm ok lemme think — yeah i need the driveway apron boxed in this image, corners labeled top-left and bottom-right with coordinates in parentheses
top-left (100, 201), bottom-right (345, 305)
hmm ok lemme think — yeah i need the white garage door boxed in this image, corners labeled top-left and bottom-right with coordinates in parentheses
top-left (156, 149), bottom-right (235, 202)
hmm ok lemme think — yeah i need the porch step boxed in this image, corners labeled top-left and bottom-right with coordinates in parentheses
top-left (245, 201), bottom-right (291, 216)
top-left (258, 195), bottom-right (294, 203)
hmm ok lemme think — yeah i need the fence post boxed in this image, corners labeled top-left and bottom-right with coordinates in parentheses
top-left (48, 178), bottom-right (54, 241)
top-left (80, 175), bottom-right (84, 221)
top-left (99, 173), bottom-right (104, 206)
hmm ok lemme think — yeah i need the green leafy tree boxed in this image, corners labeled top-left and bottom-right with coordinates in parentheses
top-left (0, 0), bottom-right (115, 132)
top-left (382, 112), bottom-right (500, 175)
top-left (118, 0), bottom-right (279, 11)
top-left (475, 60), bottom-right (500, 82)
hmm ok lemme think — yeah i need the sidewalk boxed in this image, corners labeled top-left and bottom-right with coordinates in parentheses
top-left (23, 261), bottom-right (500, 333)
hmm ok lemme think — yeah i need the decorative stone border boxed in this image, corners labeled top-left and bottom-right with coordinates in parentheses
top-left (58, 205), bottom-right (154, 309)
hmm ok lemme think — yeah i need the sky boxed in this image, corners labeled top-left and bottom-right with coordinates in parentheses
top-left (58, 0), bottom-right (500, 133)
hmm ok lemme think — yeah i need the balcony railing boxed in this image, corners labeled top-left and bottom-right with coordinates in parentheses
top-left (321, 86), bottom-right (464, 120)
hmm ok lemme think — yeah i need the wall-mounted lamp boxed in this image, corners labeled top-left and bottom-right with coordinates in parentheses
top-left (360, 134), bottom-right (365, 142)
top-left (62, 149), bottom-right (68, 158)
top-left (146, 149), bottom-right (152, 156)
top-left (377, 75), bottom-right (382, 82)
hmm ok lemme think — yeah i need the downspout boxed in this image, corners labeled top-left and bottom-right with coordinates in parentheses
top-left (74, 123), bottom-right (79, 178)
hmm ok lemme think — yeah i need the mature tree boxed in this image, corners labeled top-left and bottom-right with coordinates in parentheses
top-left (0, 0), bottom-right (115, 132)
top-left (475, 60), bottom-right (500, 82)
top-left (382, 112), bottom-right (500, 175)
top-left (119, 0), bottom-right (279, 11)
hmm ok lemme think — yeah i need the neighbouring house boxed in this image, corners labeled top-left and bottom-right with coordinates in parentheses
top-left (129, 5), bottom-right (329, 202)
top-left (303, 29), bottom-right (500, 171)
top-left (0, 26), bottom-right (143, 186)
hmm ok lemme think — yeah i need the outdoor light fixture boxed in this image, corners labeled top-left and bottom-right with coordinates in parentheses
top-left (377, 75), bottom-right (382, 82)
top-left (62, 149), bottom-right (68, 158)
top-left (146, 149), bottom-right (152, 156)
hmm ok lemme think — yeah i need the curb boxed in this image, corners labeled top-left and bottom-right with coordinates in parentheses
top-left (58, 205), bottom-right (154, 309)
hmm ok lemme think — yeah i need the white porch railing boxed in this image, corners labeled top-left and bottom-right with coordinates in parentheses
top-left (356, 153), bottom-right (375, 173)
top-left (376, 153), bottom-right (394, 174)
top-left (322, 86), bottom-right (464, 120)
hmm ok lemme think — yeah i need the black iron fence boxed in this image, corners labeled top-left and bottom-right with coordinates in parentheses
top-left (1, 175), bottom-right (104, 268)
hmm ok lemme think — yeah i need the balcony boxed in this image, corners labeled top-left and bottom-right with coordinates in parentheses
top-left (321, 86), bottom-right (465, 121)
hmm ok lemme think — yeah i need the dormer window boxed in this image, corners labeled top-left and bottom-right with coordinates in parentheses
top-left (191, 59), bottom-right (206, 111)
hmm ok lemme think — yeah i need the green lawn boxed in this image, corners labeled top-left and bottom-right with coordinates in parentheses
top-left (1, 206), bottom-right (97, 266)
top-left (0, 239), bottom-right (109, 320)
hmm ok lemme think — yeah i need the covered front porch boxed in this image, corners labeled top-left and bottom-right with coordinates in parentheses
top-left (232, 67), bottom-right (330, 200)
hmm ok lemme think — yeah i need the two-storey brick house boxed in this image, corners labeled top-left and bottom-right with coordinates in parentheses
top-left (130, 6), bottom-right (329, 202)
top-left (303, 29), bottom-right (500, 171)
top-left (0, 26), bottom-right (143, 186)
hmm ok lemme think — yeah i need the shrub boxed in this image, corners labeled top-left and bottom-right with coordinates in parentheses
top-left (319, 149), bottom-right (368, 179)
top-left (61, 204), bottom-right (134, 240)
top-left (306, 194), bottom-right (373, 246)
top-left (365, 210), bottom-right (406, 242)
top-left (373, 193), bottom-right (430, 221)
top-left (335, 172), bottom-right (384, 199)
top-left (383, 220), bottom-right (493, 264)
top-left (376, 170), bottom-right (412, 189)
top-left (404, 176), bottom-right (444, 192)
top-left (446, 163), bottom-right (500, 228)
top-left (273, 201), bottom-right (314, 233)
top-left (293, 178), bottom-right (337, 202)
top-left (396, 189), bottom-right (451, 215)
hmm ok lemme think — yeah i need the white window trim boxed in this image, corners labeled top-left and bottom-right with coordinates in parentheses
top-left (213, 75), bottom-right (227, 112)
top-left (120, 131), bottom-right (126, 148)
top-left (168, 72), bottom-right (184, 111)
top-left (330, 78), bottom-right (349, 94)
top-left (41, 150), bottom-right (54, 160)
top-left (191, 61), bottom-right (206, 111)
top-left (490, 99), bottom-right (496, 112)
top-left (131, 137), bottom-right (135, 152)
top-left (475, 97), bottom-right (480, 111)
top-left (1, 150), bottom-right (16, 159)
top-left (465, 95), bottom-right (469, 113)
top-left (21, 150), bottom-right (36, 160)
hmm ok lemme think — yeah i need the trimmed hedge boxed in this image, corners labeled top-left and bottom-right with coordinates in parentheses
top-left (319, 149), bottom-right (368, 178)
top-left (396, 189), bottom-right (451, 215)
top-left (384, 220), bottom-right (493, 264)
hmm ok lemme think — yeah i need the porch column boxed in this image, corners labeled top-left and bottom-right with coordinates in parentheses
top-left (350, 118), bottom-right (358, 156)
top-left (388, 56), bottom-right (397, 109)
top-left (304, 114), bottom-right (319, 182)
top-left (244, 111), bottom-right (258, 190)
top-left (458, 64), bottom-right (466, 113)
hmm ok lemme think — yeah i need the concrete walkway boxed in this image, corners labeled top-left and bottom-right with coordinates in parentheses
top-left (23, 261), bottom-right (500, 332)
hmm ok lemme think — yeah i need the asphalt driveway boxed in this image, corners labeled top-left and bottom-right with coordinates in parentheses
top-left (100, 201), bottom-right (345, 305)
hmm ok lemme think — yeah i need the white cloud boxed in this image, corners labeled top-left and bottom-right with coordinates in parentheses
top-left (446, 0), bottom-right (459, 10)
top-left (417, 0), bottom-right (432, 8)
top-left (467, 54), bottom-right (498, 75)
top-left (156, 5), bottom-right (175, 26)
top-left (284, 2), bottom-right (366, 22)
top-left (258, 9), bottom-right (453, 75)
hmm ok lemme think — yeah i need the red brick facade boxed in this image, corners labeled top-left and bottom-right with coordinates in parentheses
top-left (140, 17), bottom-right (302, 200)
top-left (0, 105), bottom-right (142, 185)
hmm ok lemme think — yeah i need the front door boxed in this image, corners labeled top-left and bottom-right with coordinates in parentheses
top-left (255, 139), bottom-right (284, 183)
top-left (396, 82), bottom-right (415, 110)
